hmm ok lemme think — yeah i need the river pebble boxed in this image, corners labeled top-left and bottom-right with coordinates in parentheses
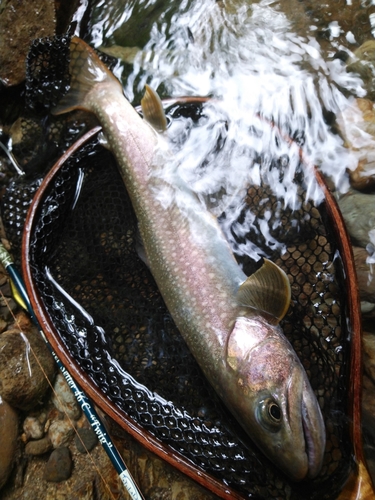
top-left (24, 436), bottom-right (52, 456)
top-left (44, 447), bottom-right (73, 483)
top-left (51, 372), bottom-right (81, 421)
top-left (0, 399), bottom-right (18, 489)
top-left (23, 415), bottom-right (45, 440)
top-left (48, 417), bottom-right (75, 449)
top-left (74, 427), bottom-right (98, 454)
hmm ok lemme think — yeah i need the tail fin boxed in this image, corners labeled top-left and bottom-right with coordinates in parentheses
top-left (53, 37), bottom-right (123, 115)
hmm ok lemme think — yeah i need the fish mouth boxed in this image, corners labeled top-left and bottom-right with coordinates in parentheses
top-left (301, 382), bottom-right (325, 479)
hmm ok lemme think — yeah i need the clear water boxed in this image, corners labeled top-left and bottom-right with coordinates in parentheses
top-left (85, 0), bottom-right (360, 178)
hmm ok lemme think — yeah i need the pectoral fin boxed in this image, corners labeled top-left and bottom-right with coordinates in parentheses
top-left (237, 259), bottom-right (291, 324)
top-left (141, 84), bottom-right (168, 132)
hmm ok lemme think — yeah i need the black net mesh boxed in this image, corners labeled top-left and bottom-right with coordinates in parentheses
top-left (25, 35), bottom-right (71, 112)
top-left (19, 134), bottom-right (352, 499)
top-left (1, 36), bottom-right (354, 499)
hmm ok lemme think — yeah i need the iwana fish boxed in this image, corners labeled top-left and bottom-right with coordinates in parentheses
top-left (54, 36), bottom-right (325, 481)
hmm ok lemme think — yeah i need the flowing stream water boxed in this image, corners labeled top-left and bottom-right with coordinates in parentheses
top-left (83, 0), bottom-right (375, 269)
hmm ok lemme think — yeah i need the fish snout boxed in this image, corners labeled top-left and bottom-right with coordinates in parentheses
top-left (301, 378), bottom-right (326, 479)
top-left (279, 364), bottom-right (325, 481)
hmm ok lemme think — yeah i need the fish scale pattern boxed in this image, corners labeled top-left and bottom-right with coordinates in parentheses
top-left (14, 130), bottom-right (353, 500)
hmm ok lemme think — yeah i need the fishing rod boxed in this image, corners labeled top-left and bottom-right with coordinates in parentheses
top-left (0, 243), bottom-right (145, 500)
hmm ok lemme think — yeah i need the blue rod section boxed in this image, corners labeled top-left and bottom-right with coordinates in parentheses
top-left (0, 244), bottom-right (144, 500)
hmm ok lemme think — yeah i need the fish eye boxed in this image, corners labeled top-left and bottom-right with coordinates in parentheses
top-left (257, 398), bottom-right (282, 432)
top-left (268, 402), bottom-right (281, 422)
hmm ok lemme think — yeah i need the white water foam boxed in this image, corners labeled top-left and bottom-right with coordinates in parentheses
top-left (91, 0), bottom-right (373, 260)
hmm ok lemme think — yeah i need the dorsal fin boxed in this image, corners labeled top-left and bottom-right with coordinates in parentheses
top-left (141, 84), bottom-right (168, 132)
top-left (237, 258), bottom-right (291, 324)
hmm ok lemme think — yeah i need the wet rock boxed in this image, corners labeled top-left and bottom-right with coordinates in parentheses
top-left (44, 447), bottom-right (73, 483)
top-left (349, 158), bottom-right (375, 191)
top-left (337, 191), bottom-right (375, 248)
top-left (23, 416), bottom-right (45, 440)
top-left (74, 428), bottom-right (98, 454)
top-left (347, 41), bottom-right (375, 100)
top-left (0, 0), bottom-right (56, 86)
top-left (0, 398), bottom-right (18, 489)
top-left (48, 418), bottom-right (74, 448)
top-left (0, 326), bottom-right (56, 411)
top-left (353, 246), bottom-right (375, 303)
top-left (24, 436), bottom-right (52, 456)
top-left (336, 98), bottom-right (375, 190)
top-left (51, 372), bottom-right (81, 420)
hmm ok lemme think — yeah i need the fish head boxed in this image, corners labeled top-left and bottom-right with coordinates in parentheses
top-left (225, 315), bottom-right (326, 481)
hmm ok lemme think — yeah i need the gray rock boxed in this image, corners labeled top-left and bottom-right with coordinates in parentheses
top-left (0, 398), bottom-right (18, 489)
top-left (0, 327), bottom-right (56, 411)
top-left (74, 427), bottom-right (98, 453)
top-left (44, 447), bottom-right (73, 483)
